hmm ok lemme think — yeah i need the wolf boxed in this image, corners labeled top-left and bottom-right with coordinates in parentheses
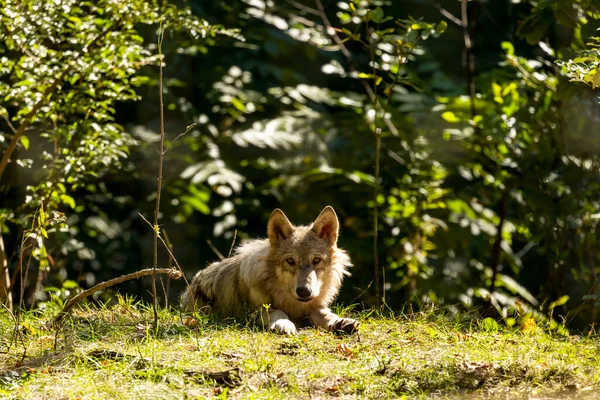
top-left (181, 206), bottom-right (359, 335)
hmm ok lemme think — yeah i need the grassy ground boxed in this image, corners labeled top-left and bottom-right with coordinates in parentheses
top-left (0, 299), bottom-right (599, 399)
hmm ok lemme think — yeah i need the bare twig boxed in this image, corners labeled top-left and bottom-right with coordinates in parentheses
top-left (8, 243), bottom-right (32, 292)
top-left (16, 237), bottom-right (34, 319)
top-left (461, 0), bottom-right (477, 119)
top-left (0, 110), bottom-right (17, 134)
top-left (207, 240), bottom-right (225, 260)
top-left (53, 267), bottom-right (183, 326)
top-left (0, 301), bottom-right (27, 361)
top-left (163, 123), bottom-right (197, 154)
top-left (489, 189), bottom-right (508, 296)
top-left (436, 4), bottom-right (463, 26)
top-left (285, 0), bottom-right (320, 16)
top-left (372, 45), bottom-right (405, 308)
top-left (0, 233), bottom-right (12, 311)
top-left (163, 230), bottom-right (173, 309)
top-left (587, 233), bottom-right (598, 324)
top-left (151, 22), bottom-right (167, 325)
top-left (138, 212), bottom-right (188, 288)
top-left (373, 126), bottom-right (381, 307)
top-left (228, 229), bottom-right (238, 258)
top-left (366, 4), bottom-right (382, 307)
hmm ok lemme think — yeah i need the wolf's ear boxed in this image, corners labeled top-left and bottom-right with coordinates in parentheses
top-left (311, 206), bottom-right (339, 246)
top-left (268, 209), bottom-right (294, 245)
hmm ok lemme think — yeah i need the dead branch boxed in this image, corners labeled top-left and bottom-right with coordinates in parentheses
top-left (53, 268), bottom-right (183, 326)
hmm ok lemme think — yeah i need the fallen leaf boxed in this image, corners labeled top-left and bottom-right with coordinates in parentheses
top-left (337, 343), bottom-right (356, 359)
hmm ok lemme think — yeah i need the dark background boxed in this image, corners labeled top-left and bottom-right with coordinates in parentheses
top-left (2, 0), bottom-right (600, 331)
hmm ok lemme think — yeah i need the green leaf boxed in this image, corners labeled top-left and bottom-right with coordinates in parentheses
top-left (181, 195), bottom-right (210, 215)
top-left (20, 135), bottom-right (30, 150)
top-left (501, 41), bottom-right (514, 56)
top-left (410, 22), bottom-right (431, 30)
top-left (61, 194), bottom-right (76, 209)
top-left (441, 111), bottom-right (460, 123)
top-left (492, 82), bottom-right (503, 104)
top-left (497, 143), bottom-right (509, 155)
top-left (358, 72), bottom-right (378, 80)
top-left (62, 280), bottom-right (79, 289)
top-left (231, 98), bottom-right (246, 112)
top-left (39, 207), bottom-right (46, 224)
top-left (481, 318), bottom-right (499, 332)
top-left (370, 7), bottom-right (385, 24)
top-left (435, 20), bottom-right (447, 35)
top-left (550, 295), bottom-right (570, 308)
top-left (40, 227), bottom-right (48, 239)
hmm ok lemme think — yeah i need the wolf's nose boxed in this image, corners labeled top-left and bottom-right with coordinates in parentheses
top-left (296, 286), bottom-right (312, 299)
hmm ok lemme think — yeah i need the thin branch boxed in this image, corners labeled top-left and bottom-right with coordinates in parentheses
top-left (0, 110), bottom-right (17, 134)
top-left (461, 0), bottom-right (477, 120)
top-left (163, 122), bottom-right (197, 154)
top-left (436, 4), bottom-right (463, 26)
top-left (16, 236), bottom-right (34, 320)
top-left (373, 125), bottom-right (381, 308)
top-left (489, 189), bottom-right (508, 296)
top-left (0, 233), bottom-right (13, 312)
top-left (228, 229), bottom-right (238, 258)
top-left (8, 243), bottom-right (32, 292)
top-left (207, 240), bottom-right (225, 260)
top-left (163, 230), bottom-right (173, 309)
top-left (53, 268), bottom-right (183, 326)
top-left (587, 233), bottom-right (598, 325)
top-left (138, 212), bottom-right (189, 288)
top-left (285, 0), bottom-right (321, 16)
top-left (372, 44), bottom-right (406, 308)
top-left (0, 301), bottom-right (26, 361)
top-left (365, 1), bottom-right (382, 308)
top-left (151, 22), bottom-right (167, 325)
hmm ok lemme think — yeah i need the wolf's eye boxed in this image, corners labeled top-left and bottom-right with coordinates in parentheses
top-left (313, 256), bottom-right (321, 264)
top-left (285, 257), bottom-right (295, 265)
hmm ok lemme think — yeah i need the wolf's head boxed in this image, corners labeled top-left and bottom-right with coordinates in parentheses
top-left (266, 206), bottom-right (348, 304)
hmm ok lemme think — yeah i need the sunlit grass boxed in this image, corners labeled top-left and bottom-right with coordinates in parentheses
top-left (0, 300), bottom-right (599, 399)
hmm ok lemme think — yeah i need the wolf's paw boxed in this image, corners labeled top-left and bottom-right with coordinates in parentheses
top-left (328, 318), bottom-right (360, 335)
top-left (270, 319), bottom-right (298, 335)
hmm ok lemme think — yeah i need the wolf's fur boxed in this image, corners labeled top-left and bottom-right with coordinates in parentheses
top-left (181, 206), bottom-right (359, 334)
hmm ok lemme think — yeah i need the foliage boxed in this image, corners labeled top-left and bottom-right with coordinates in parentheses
top-left (0, 0), bottom-right (237, 306)
top-left (1, 0), bottom-right (600, 332)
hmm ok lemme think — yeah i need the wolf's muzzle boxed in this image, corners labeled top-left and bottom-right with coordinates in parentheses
top-left (296, 286), bottom-right (313, 302)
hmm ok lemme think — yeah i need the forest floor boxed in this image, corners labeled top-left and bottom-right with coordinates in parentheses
top-left (0, 299), bottom-right (599, 399)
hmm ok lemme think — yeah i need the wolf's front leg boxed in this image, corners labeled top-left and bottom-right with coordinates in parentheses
top-left (262, 309), bottom-right (297, 335)
top-left (310, 307), bottom-right (359, 334)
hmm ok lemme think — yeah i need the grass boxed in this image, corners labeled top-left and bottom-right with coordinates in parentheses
top-left (0, 298), bottom-right (599, 399)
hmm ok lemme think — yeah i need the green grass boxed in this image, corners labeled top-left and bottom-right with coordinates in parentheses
top-left (1, 299), bottom-right (599, 399)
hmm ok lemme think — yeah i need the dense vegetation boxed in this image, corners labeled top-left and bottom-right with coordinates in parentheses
top-left (2, 0), bottom-right (600, 335)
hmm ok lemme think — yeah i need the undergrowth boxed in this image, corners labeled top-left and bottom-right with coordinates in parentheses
top-left (0, 299), bottom-right (599, 399)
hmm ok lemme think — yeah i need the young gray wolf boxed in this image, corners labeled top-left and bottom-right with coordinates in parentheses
top-left (181, 206), bottom-right (359, 335)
